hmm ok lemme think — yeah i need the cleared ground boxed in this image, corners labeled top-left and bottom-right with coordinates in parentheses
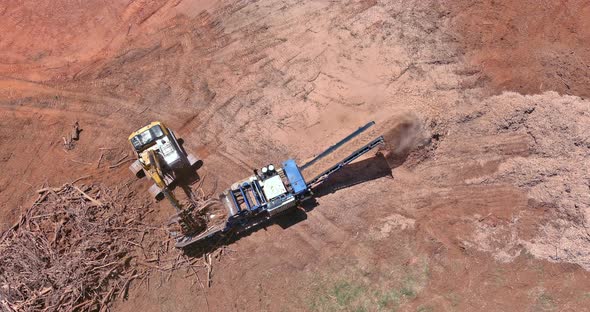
top-left (1, 0), bottom-right (589, 311)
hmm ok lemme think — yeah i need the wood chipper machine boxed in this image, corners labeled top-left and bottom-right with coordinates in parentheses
top-left (172, 121), bottom-right (386, 248)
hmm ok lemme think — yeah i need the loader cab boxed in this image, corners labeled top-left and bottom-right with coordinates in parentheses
top-left (129, 122), bottom-right (168, 153)
top-left (128, 121), bottom-right (187, 172)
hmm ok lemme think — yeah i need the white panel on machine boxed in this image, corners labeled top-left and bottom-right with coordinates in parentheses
top-left (158, 140), bottom-right (181, 165)
top-left (262, 175), bottom-right (287, 200)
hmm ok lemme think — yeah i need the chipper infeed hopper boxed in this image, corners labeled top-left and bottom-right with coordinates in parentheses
top-left (174, 121), bottom-right (384, 248)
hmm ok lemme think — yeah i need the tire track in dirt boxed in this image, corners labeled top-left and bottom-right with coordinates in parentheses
top-left (450, 0), bottom-right (590, 98)
top-left (0, 79), bottom-right (140, 115)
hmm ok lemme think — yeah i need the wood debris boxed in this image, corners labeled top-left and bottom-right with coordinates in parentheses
top-left (1, 181), bottom-right (225, 312)
top-left (0, 184), bottom-right (154, 311)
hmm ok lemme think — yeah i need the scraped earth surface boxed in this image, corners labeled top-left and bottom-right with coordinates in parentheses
top-left (1, 0), bottom-right (590, 311)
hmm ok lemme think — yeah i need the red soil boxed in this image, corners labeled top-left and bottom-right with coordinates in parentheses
top-left (2, 0), bottom-right (590, 311)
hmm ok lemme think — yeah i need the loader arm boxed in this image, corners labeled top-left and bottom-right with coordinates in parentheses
top-left (146, 149), bottom-right (184, 211)
top-left (146, 149), bottom-right (167, 188)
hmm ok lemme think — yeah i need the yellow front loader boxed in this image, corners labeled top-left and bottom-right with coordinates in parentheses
top-left (128, 121), bottom-right (200, 202)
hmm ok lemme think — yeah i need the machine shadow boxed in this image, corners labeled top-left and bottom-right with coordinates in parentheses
top-left (182, 153), bottom-right (392, 258)
top-left (311, 152), bottom-right (392, 199)
top-left (167, 159), bottom-right (203, 195)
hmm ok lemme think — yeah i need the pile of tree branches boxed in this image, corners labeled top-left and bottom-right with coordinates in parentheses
top-left (0, 183), bottom-right (154, 312)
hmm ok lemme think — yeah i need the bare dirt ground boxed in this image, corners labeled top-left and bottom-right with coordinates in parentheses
top-left (451, 0), bottom-right (590, 98)
top-left (1, 0), bottom-right (589, 311)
